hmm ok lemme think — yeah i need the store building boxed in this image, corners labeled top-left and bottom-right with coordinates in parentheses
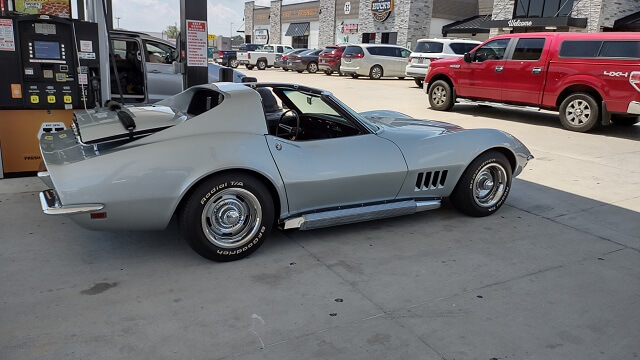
top-left (485, 0), bottom-right (640, 35)
top-left (244, 0), bottom-right (493, 50)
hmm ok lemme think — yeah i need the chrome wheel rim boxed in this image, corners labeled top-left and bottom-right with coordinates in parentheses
top-left (258, 61), bottom-right (266, 69)
top-left (309, 63), bottom-right (317, 72)
top-left (201, 188), bottom-right (262, 248)
top-left (431, 85), bottom-right (447, 106)
top-left (566, 99), bottom-right (592, 126)
top-left (473, 163), bottom-right (507, 208)
top-left (229, 59), bottom-right (238, 68)
top-left (371, 67), bottom-right (382, 78)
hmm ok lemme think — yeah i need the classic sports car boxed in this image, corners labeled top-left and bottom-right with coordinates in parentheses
top-left (38, 82), bottom-right (533, 261)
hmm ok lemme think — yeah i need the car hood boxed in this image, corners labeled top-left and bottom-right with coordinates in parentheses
top-left (430, 57), bottom-right (461, 67)
top-left (360, 110), bottom-right (463, 140)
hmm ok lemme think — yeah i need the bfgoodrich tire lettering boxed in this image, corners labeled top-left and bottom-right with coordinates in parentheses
top-left (179, 173), bottom-right (274, 261)
top-left (450, 151), bottom-right (512, 217)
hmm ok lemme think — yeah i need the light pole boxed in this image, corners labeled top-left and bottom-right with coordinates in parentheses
top-left (230, 22), bottom-right (233, 39)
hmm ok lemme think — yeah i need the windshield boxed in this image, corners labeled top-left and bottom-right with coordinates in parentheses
top-left (283, 90), bottom-right (339, 116)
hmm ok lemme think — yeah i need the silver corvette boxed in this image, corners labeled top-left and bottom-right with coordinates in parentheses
top-left (38, 82), bottom-right (533, 261)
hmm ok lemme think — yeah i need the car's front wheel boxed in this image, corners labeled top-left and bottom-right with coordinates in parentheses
top-left (428, 80), bottom-right (454, 111)
top-left (307, 62), bottom-right (318, 73)
top-left (559, 93), bottom-right (600, 132)
top-left (450, 151), bottom-right (512, 217)
top-left (179, 173), bottom-right (274, 262)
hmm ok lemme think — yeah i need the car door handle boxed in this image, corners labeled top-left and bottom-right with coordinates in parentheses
top-left (495, 66), bottom-right (504, 73)
top-left (150, 70), bottom-right (161, 74)
top-left (532, 67), bottom-right (542, 74)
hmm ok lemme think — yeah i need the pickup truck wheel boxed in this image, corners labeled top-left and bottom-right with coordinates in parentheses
top-left (428, 80), bottom-right (454, 111)
top-left (179, 173), bottom-right (274, 262)
top-left (229, 58), bottom-right (239, 68)
top-left (246, 64), bottom-right (254, 70)
top-left (257, 60), bottom-right (267, 70)
top-left (307, 62), bottom-right (318, 73)
top-left (450, 151), bottom-right (512, 217)
top-left (610, 115), bottom-right (639, 126)
top-left (559, 93), bottom-right (601, 132)
top-left (369, 65), bottom-right (383, 80)
top-left (414, 78), bottom-right (424, 87)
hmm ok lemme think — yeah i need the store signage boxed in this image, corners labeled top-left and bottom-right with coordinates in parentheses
top-left (339, 23), bottom-right (358, 34)
top-left (186, 20), bottom-right (207, 67)
top-left (371, 0), bottom-right (393, 22)
top-left (282, 9), bottom-right (317, 19)
top-left (344, 2), bottom-right (351, 14)
top-left (508, 19), bottom-right (533, 27)
top-left (254, 29), bottom-right (269, 44)
top-left (14, 0), bottom-right (71, 18)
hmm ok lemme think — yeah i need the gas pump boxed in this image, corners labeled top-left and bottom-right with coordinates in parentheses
top-left (0, 13), bottom-right (100, 176)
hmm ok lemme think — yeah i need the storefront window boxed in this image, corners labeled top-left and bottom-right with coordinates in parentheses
top-left (514, 0), bottom-right (574, 18)
top-left (292, 36), bottom-right (308, 49)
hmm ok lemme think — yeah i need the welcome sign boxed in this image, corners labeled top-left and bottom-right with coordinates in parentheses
top-left (371, 0), bottom-right (393, 22)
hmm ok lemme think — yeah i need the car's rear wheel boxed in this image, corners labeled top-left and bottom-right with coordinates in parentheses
top-left (369, 65), bottom-right (383, 80)
top-left (296, 70), bottom-right (304, 73)
top-left (179, 173), bottom-right (274, 262)
top-left (229, 58), bottom-right (239, 68)
top-left (324, 70), bottom-right (333, 75)
top-left (428, 80), bottom-right (454, 111)
top-left (450, 151), bottom-right (512, 217)
top-left (246, 64), bottom-right (254, 70)
top-left (307, 62), bottom-right (318, 73)
top-left (559, 93), bottom-right (600, 132)
top-left (414, 78), bottom-right (423, 87)
top-left (350, 74), bottom-right (359, 79)
top-left (283, 68), bottom-right (289, 71)
top-left (257, 60), bottom-right (267, 70)
top-left (610, 114), bottom-right (639, 126)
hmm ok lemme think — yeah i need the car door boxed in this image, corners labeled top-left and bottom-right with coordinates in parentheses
top-left (143, 39), bottom-right (182, 102)
top-left (500, 37), bottom-right (549, 105)
top-left (463, 38), bottom-right (511, 100)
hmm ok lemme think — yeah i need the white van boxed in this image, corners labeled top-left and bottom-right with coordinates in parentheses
top-left (340, 44), bottom-right (412, 80)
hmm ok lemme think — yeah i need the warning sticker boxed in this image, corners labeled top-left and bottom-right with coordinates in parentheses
top-left (0, 19), bottom-right (16, 52)
top-left (80, 40), bottom-right (93, 52)
top-left (186, 20), bottom-right (207, 67)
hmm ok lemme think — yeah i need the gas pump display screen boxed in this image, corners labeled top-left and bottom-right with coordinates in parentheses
top-left (33, 41), bottom-right (61, 59)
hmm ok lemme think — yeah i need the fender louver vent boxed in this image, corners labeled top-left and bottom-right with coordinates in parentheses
top-left (415, 170), bottom-right (448, 191)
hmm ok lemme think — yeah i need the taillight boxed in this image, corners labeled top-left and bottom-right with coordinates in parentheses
top-left (354, 53), bottom-right (364, 58)
top-left (218, 51), bottom-right (223, 57)
top-left (408, 57), bottom-right (413, 62)
top-left (630, 71), bottom-right (640, 92)
top-left (248, 53), bottom-right (251, 59)
top-left (282, 55), bottom-right (288, 60)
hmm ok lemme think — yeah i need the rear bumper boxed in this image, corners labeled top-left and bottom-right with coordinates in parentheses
top-left (627, 101), bottom-right (640, 115)
top-left (405, 65), bottom-right (428, 78)
top-left (340, 65), bottom-right (364, 75)
top-left (318, 60), bottom-right (340, 72)
top-left (39, 189), bottom-right (104, 215)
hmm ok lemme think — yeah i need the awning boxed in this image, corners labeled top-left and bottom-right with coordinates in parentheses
top-left (610, 11), bottom-right (640, 31)
top-left (285, 23), bottom-right (309, 37)
top-left (442, 15), bottom-right (490, 36)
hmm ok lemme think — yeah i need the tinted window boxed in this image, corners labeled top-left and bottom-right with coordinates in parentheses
top-left (559, 41), bottom-right (601, 58)
top-left (599, 41), bottom-right (640, 58)
top-left (366, 47), bottom-right (387, 56)
top-left (515, 0), bottom-right (573, 18)
top-left (474, 39), bottom-right (510, 62)
top-left (414, 41), bottom-right (444, 53)
top-left (449, 43), bottom-right (478, 55)
top-left (343, 46), bottom-right (363, 56)
top-left (277, 46), bottom-right (284, 53)
top-left (512, 38), bottom-right (546, 60)
top-left (321, 46), bottom-right (338, 54)
top-left (400, 48), bottom-right (411, 58)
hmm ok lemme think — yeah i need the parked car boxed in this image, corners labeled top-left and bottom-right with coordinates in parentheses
top-left (319, 45), bottom-right (347, 75)
top-left (275, 48), bottom-right (307, 70)
top-left (37, 82), bottom-right (532, 262)
top-left (237, 44), bottom-right (294, 70)
top-left (214, 44), bottom-right (261, 68)
top-left (110, 30), bottom-right (246, 103)
top-left (406, 38), bottom-right (480, 87)
top-left (424, 32), bottom-right (640, 132)
top-left (288, 49), bottom-right (323, 73)
top-left (340, 44), bottom-right (412, 80)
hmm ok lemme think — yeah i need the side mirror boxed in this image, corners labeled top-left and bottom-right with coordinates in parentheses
top-left (463, 52), bottom-right (472, 63)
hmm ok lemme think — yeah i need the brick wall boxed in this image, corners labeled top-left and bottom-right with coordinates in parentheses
top-left (270, 0), bottom-right (282, 44)
top-left (319, 0), bottom-right (336, 47)
top-left (244, 1), bottom-right (254, 42)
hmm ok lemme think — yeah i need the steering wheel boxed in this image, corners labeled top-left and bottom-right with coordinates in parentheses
top-left (276, 109), bottom-right (301, 140)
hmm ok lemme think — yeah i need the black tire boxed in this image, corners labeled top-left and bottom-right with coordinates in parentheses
top-left (257, 60), bottom-right (267, 70)
top-left (179, 173), bottom-right (274, 262)
top-left (369, 65), bottom-right (383, 80)
top-left (229, 58), bottom-right (239, 68)
top-left (307, 62), bottom-right (318, 73)
top-left (296, 70), bottom-right (304, 73)
top-left (450, 151), bottom-right (512, 217)
top-left (397, 77), bottom-right (405, 80)
top-left (414, 78), bottom-right (423, 87)
top-left (324, 70), bottom-right (333, 75)
top-left (610, 114), bottom-right (639, 126)
top-left (559, 92), bottom-right (601, 132)
top-left (283, 68), bottom-right (290, 72)
top-left (428, 80), bottom-right (454, 111)
top-left (246, 64), bottom-right (254, 70)
top-left (350, 74), bottom-right (359, 79)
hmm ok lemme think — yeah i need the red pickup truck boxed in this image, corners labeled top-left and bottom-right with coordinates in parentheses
top-left (424, 32), bottom-right (640, 132)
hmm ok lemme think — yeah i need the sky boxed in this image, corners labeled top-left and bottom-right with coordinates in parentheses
top-left (110, 0), bottom-right (303, 37)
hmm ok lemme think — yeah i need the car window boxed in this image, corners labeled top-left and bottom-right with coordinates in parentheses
top-left (400, 48), bottom-right (411, 58)
top-left (144, 40), bottom-right (174, 64)
top-left (343, 46), bottom-right (364, 56)
top-left (414, 41), bottom-right (443, 53)
top-left (559, 40), bottom-right (601, 58)
top-left (299, 49), bottom-right (314, 55)
top-left (258, 45), bottom-right (274, 52)
top-left (511, 38), bottom-right (546, 61)
top-left (449, 42), bottom-right (478, 55)
top-left (599, 41), bottom-right (640, 58)
top-left (474, 39), bottom-right (510, 62)
top-left (277, 46), bottom-right (284, 53)
top-left (285, 46), bottom-right (294, 52)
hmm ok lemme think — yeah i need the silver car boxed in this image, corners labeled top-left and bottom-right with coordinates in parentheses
top-left (340, 44), bottom-right (412, 80)
top-left (38, 82), bottom-right (533, 262)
